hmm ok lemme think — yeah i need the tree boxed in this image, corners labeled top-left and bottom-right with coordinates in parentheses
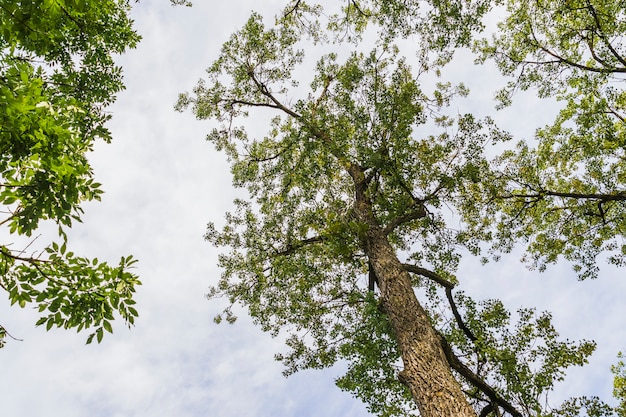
top-left (0, 0), bottom-right (143, 348)
top-left (177, 1), bottom-right (625, 416)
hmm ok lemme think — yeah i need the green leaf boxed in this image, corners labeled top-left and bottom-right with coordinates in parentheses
top-left (102, 320), bottom-right (113, 334)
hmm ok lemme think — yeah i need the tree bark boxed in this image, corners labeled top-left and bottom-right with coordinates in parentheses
top-left (349, 165), bottom-right (477, 417)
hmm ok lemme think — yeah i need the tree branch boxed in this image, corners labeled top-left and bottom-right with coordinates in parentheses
top-left (0, 3), bottom-right (38, 35)
top-left (445, 287), bottom-right (478, 343)
top-left (247, 70), bottom-right (301, 119)
top-left (401, 260), bottom-right (525, 416)
top-left (478, 402), bottom-right (496, 417)
top-left (0, 247), bottom-right (50, 264)
top-left (440, 335), bottom-right (523, 417)
top-left (57, 2), bottom-right (85, 30)
top-left (528, 23), bottom-right (626, 74)
top-left (368, 260), bottom-right (378, 292)
top-left (586, 34), bottom-right (613, 69)
top-left (501, 189), bottom-right (626, 202)
top-left (283, 0), bottom-right (303, 18)
top-left (605, 103), bottom-right (626, 124)
top-left (273, 235), bottom-right (326, 257)
top-left (349, 0), bottom-right (370, 18)
top-left (383, 204), bottom-right (426, 235)
top-left (401, 263), bottom-right (455, 289)
top-left (0, 324), bottom-right (23, 342)
top-left (584, 0), bottom-right (626, 68)
top-left (230, 99), bottom-right (283, 111)
top-left (402, 263), bottom-right (479, 343)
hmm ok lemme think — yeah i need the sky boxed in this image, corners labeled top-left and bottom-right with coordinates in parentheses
top-left (1, 1), bottom-right (625, 416)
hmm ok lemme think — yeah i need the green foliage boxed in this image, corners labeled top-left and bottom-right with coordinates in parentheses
top-left (443, 293), bottom-right (598, 415)
top-left (280, 0), bottom-right (493, 53)
top-left (472, 0), bottom-right (626, 279)
top-left (180, 11), bottom-right (485, 332)
top-left (333, 295), bottom-right (418, 417)
top-left (613, 353), bottom-right (626, 416)
top-left (0, 0), bottom-right (141, 347)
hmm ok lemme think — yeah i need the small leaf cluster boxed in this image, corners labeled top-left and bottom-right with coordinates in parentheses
top-left (2, 245), bottom-right (140, 344)
top-left (612, 352), bottom-right (626, 416)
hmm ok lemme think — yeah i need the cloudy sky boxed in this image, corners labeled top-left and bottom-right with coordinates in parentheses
top-left (1, 1), bottom-right (625, 416)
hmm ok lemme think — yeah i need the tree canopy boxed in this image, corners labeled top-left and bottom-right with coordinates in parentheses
top-left (0, 0), bottom-right (142, 348)
top-left (177, 1), bottom-right (626, 416)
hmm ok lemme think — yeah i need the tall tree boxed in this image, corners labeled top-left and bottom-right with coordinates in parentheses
top-left (177, 4), bottom-right (622, 415)
top-left (0, 0), bottom-right (142, 348)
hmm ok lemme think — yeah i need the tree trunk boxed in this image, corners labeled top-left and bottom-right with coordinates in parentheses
top-left (349, 165), bottom-right (477, 417)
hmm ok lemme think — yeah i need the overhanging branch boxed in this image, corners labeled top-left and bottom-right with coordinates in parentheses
top-left (0, 247), bottom-right (50, 264)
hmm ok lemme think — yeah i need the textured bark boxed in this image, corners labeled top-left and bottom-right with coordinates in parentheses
top-left (349, 165), bottom-right (477, 417)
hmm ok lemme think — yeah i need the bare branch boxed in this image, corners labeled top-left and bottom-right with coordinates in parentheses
top-left (0, 325), bottom-right (23, 342)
